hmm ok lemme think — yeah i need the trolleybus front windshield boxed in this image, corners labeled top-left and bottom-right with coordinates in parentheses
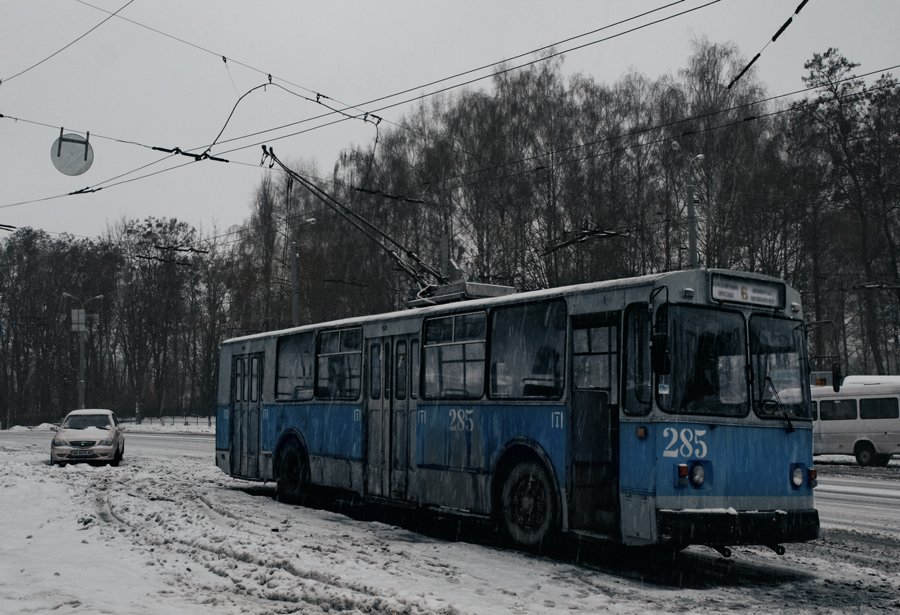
top-left (658, 306), bottom-right (748, 417)
top-left (750, 314), bottom-right (810, 420)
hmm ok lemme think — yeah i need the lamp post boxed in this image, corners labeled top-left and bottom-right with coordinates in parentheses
top-left (288, 218), bottom-right (316, 327)
top-left (672, 142), bottom-right (705, 269)
top-left (62, 292), bottom-right (103, 409)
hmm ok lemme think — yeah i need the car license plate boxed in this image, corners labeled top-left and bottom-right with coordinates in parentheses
top-left (71, 450), bottom-right (93, 456)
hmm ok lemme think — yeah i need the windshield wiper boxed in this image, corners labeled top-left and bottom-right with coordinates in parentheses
top-left (763, 375), bottom-right (794, 434)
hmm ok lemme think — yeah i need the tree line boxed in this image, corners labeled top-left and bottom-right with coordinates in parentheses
top-left (2, 39), bottom-right (898, 425)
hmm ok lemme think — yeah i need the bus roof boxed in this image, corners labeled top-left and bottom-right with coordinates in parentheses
top-left (221, 268), bottom-right (796, 346)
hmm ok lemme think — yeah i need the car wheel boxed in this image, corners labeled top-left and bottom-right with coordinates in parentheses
top-left (275, 439), bottom-right (309, 504)
top-left (499, 459), bottom-right (557, 550)
top-left (855, 442), bottom-right (877, 467)
top-left (110, 447), bottom-right (122, 467)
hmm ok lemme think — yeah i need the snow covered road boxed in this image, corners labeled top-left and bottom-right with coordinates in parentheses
top-left (2, 430), bottom-right (899, 614)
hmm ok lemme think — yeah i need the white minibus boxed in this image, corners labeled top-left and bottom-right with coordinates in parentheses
top-left (811, 380), bottom-right (900, 466)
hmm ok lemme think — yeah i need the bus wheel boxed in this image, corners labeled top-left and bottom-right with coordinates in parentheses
top-left (855, 442), bottom-right (876, 467)
top-left (500, 460), bottom-right (557, 550)
top-left (873, 454), bottom-right (892, 467)
top-left (276, 439), bottom-right (309, 504)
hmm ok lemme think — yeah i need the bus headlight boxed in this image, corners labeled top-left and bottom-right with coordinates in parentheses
top-left (791, 464), bottom-right (804, 488)
top-left (690, 464), bottom-right (706, 487)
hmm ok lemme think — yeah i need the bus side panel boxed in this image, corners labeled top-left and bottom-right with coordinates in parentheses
top-left (618, 419), bottom-right (657, 543)
top-left (416, 403), bottom-right (567, 515)
top-left (262, 403), bottom-right (363, 489)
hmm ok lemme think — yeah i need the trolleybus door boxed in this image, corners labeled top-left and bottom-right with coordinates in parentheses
top-left (365, 335), bottom-right (416, 500)
top-left (569, 314), bottom-right (620, 535)
top-left (230, 352), bottom-right (263, 478)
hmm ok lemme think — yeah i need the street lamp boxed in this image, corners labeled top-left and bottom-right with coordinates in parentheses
top-left (288, 218), bottom-right (316, 327)
top-left (62, 292), bottom-right (103, 409)
top-left (672, 141), bottom-right (705, 269)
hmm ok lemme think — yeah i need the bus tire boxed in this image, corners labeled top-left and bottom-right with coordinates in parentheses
top-left (855, 442), bottom-right (877, 467)
top-left (276, 439), bottom-right (309, 504)
top-left (500, 459), bottom-right (557, 550)
top-left (873, 454), bottom-right (892, 467)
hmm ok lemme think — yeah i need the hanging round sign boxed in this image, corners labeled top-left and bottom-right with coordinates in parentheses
top-left (51, 131), bottom-right (94, 176)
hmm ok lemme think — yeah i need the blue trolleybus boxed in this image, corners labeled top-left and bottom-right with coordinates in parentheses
top-left (216, 269), bottom-right (819, 553)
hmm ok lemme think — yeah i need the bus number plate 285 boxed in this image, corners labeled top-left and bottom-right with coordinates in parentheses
top-left (662, 427), bottom-right (708, 458)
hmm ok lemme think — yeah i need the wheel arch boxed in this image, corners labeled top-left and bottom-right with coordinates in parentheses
top-left (273, 428), bottom-right (309, 476)
top-left (491, 437), bottom-right (563, 523)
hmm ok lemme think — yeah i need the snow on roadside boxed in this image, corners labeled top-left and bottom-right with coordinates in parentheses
top-left (3, 434), bottom-right (900, 614)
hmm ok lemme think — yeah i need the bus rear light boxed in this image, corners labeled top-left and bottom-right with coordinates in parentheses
top-left (637, 426), bottom-right (648, 439)
top-left (808, 468), bottom-right (818, 488)
top-left (678, 463), bottom-right (689, 487)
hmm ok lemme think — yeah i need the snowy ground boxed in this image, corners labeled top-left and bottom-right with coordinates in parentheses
top-left (2, 426), bottom-right (900, 614)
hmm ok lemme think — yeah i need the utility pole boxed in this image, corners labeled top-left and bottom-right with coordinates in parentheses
top-left (672, 141), bottom-right (705, 269)
top-left (62, 293), bottom-right (103, 409)
top-left (288, 218), bottom-right (315, 327)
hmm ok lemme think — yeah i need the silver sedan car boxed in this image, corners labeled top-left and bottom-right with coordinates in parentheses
top-left (50, 409), bottom-right (126, 466)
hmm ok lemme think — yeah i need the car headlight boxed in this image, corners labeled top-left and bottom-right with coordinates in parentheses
top-left (52, 438), bottom-right (67, 447)
top-left (101, 438), bottom-right (114, 446)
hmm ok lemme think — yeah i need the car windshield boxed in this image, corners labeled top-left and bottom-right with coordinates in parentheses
top-left (62, 414), bottom-right (113, 430)
top-left (657, 305), bottom-right (749, 417)
top-left (750, 315), bottom-right (811, 419)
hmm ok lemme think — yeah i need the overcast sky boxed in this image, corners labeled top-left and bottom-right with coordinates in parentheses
top-left (1, 0), bottom-right (898, 241)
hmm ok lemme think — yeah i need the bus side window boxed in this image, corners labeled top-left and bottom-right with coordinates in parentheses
top-left (812, 400), bottom-right (818, 421)
top-left (820, 399), bottom-right (857, 421)
top-left (275, 332), bottom-right (315, 401)
top-left (489, 300), bottom-right (565, 399)
top-left (860, 397), bottom-right (900, 420)
top-left (423, 313), bottom-right (485, 399)
top-left (316, 328), bottom-right (363, 400)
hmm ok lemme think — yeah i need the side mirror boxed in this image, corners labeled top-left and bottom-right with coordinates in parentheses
top-left (832, 362), bottom-right (842, 393)
top-left (118, 425), bottom-right (126, 432)
top-left (651, 333), bottom-right (671, 375)
top-left (50, 425), bottom-right (59, 432)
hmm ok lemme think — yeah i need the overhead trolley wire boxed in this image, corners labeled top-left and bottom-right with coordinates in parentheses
top-left (728, 0), bottom-right (811, 89)
top-left (1, 0), bottom-right (136, 85)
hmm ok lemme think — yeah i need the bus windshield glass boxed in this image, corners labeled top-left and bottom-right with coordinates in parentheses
top-left (658, 306), bottom-right (748, 417)
top-left (750, 315), bottom-right (810, 419)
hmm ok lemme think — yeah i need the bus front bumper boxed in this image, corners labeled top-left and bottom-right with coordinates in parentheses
top-left (657, 509), bottom-right (820, 546)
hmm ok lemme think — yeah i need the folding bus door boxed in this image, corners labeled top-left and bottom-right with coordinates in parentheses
top-left (230, 352), bottom-right (264, 478)
top-left (365, 335), bottom-right (416, 500)
top-left (569, 313), bottom-right (620, 534)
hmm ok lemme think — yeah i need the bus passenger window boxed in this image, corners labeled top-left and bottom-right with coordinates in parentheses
top-left (860, 397), bottom-right (899, 420)
top-left (489, 301), bottom-right (565, 399)
top-left (275, 332), bottom-right (315, 401)
top-left (423, 312), bottom-right (485, 399)
top-left (819, 399), bottom-right (857, 421)
top-left (316, 327), bottom-right (362, 400)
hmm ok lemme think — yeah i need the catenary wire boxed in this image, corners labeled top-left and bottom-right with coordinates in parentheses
top-left (1, 0), bottom-right (136, 85)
